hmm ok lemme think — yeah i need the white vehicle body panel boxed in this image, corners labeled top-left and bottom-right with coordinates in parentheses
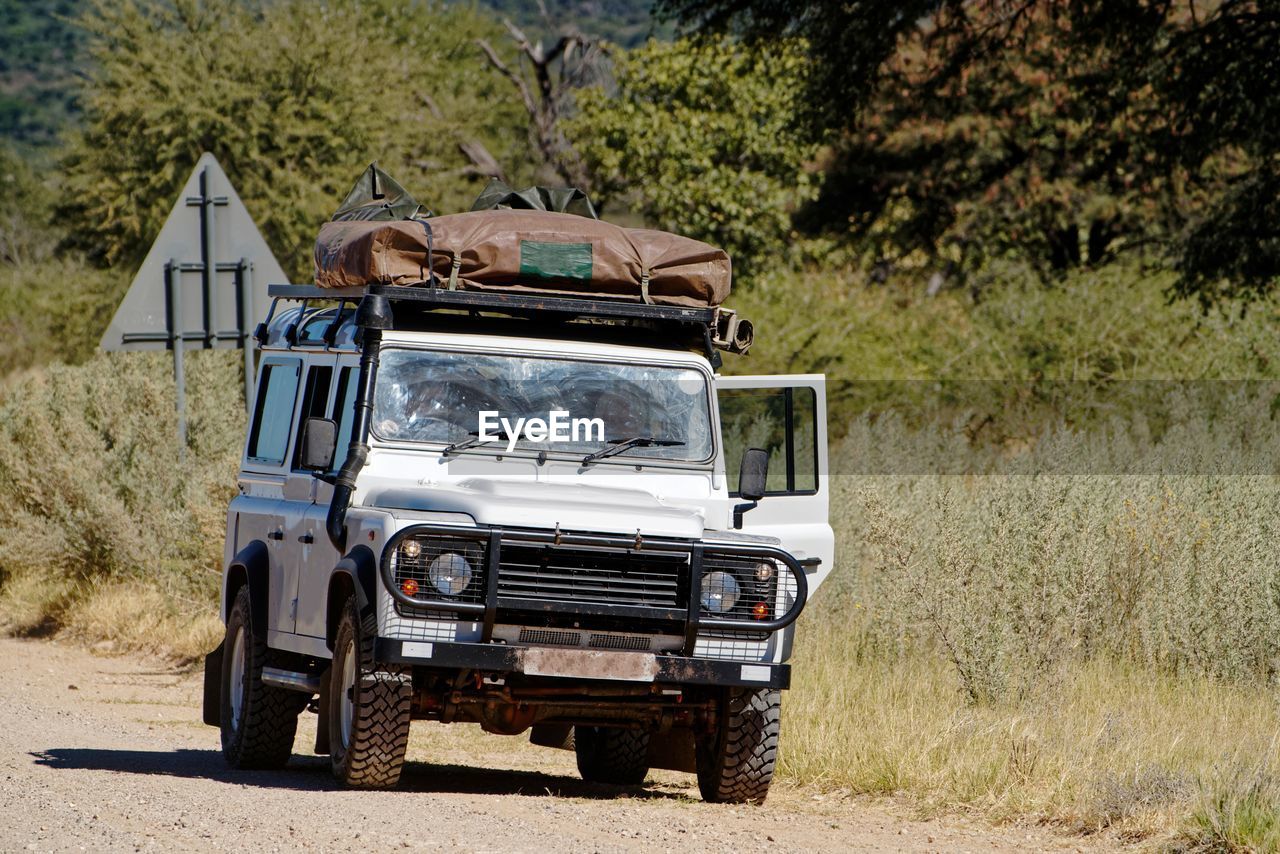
top-left (225, 315), bottom-right (834, 668)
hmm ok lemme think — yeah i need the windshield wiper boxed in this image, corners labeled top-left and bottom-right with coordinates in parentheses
top-left (441, 430), bottom-right (503, 457)
top-left (582, 436), bottom-right (685, 466)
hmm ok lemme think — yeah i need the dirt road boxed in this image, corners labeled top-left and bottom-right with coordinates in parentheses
top-left (0, 637), bottom-right (1110, 853)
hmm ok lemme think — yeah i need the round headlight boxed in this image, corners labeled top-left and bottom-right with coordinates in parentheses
top-left (700, 570), bottom-right (741, 614)
top-left (428, 552), bottom-right (473, 596)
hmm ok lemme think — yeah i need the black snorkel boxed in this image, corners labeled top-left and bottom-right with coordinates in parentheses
top-left (325, 292), bottom-right (393, 551)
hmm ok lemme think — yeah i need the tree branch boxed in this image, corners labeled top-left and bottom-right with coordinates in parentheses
top-left (476, 38), bottom-right (538, 118)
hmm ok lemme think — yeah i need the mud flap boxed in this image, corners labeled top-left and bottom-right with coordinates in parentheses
top-left (202, 641), bottom-right (224, 727)
top-left (530, 723), bottom-right (574, 750)
top-left (314, 665), bottom-right (332, 755)
top-left (647, 728), bottom-right (697, 773)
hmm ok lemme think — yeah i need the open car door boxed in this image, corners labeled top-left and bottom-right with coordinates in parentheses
top-left (715, 374), bottom-right (836, 594)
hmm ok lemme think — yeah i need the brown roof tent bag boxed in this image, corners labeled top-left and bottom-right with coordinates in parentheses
top-left (313, 175), bottom-right (732, 308)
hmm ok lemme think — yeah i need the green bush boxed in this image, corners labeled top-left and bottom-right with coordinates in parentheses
top-left (782, 404), bottom-right (1280, 837)
top-left (0, 257), bottom-right (125, 373)
top-left (727, 260), bottom-right (1280, 434)
top-left (0, 351), bottom-right (242, 642)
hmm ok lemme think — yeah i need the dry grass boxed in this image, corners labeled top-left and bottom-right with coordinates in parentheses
top-left (783, 622), bottom-right (1280, 847)
top-left (0, 350), bottom-right (242, 664)
top-left (63, 582), bottom-right (224, 663)
top-left (776, 418), bottom-right (1280, 849)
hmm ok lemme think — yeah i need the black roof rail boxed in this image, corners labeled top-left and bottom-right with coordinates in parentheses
top-left (266, 283), bottom-right (716, 324)
top-left (263, 283), bottom-right (751, 368)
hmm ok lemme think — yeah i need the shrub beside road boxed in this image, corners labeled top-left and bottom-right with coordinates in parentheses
top-left (3, 274), bottom-right (1279, 845)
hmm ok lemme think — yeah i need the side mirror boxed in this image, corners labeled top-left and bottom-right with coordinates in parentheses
top-left (738, 448), bottom-right (769, 501)
top-left (733, 448), bottom-right (769, 529)
top-left (301, 417), bottom-right (338, 471)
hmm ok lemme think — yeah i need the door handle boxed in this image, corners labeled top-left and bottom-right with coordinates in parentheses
top-left (298, 532), bottom-right (314, 544)
top-left (267, 530), bottom-right (284, 541)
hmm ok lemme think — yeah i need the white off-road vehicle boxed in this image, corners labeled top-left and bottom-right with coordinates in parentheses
top-left (203, 285), bottom-right (833, 803)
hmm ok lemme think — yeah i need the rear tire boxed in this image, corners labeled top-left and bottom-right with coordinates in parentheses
top-left (696, 687), bottom-right (780, 804)
top-left (220, 586), bottom-right (305, 769)
top-left (328, 595), bottom-right (411, 789)
top-left (575, 726), bottom-right (651, 785)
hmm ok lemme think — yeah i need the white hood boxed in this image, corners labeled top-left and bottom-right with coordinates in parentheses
top-left (363, 476), bottom-right (707, 539)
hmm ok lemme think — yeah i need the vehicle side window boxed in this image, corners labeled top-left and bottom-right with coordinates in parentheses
top-left (247, 360), bottom-right (302, 465)
top-left (719, 386), bottom-right (818, 496)
top-left (330, 367), bottom-right (359, 468)
top-left (290, 365), bottom-right (334, 471)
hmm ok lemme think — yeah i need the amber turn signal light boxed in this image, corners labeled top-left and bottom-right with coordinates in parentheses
top-left (401, 578), bottom-right (419, 597)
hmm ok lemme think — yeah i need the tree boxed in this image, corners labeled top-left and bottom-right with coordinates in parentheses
top-left (1144, 1), bottom-right (1280, 304)
top-left (658, 0), bottom-right (1280, 302)
top-left (655, 0), bottom-right (952, 136)
top-left (799, 4), bottom-right (1188, 282)
top-left (58, 0), bottom-right (532, 280)
top-left (569, 36), bottom-right (816, 278)
top-left (477, 17), bottom-right (607, 191)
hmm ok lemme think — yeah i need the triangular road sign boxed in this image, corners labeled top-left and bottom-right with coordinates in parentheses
top-left (100, 152), bottom-right (288, 352)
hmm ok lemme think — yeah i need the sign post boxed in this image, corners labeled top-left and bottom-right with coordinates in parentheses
top-left (100, 153), bottom-right (288, 453)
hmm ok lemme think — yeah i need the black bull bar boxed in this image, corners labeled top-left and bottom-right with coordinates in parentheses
top-left (378, 524), bottom-right (809, 655)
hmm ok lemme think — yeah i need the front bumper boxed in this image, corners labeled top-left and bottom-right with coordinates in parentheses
top-left (376, 638), bottom-right (791, 690)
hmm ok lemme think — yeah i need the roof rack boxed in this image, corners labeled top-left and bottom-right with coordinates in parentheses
top-left (268, 283), bottom-right (713, 322)
top-left (264, 283), bottom-right (753, 365)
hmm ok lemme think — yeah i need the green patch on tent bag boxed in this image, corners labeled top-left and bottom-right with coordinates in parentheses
top-left (519, 240), bottom-right (593, 282)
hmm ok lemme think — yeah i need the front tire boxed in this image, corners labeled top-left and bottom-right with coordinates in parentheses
top-left (575, 725), bottom-right (651, 785)
top-left (328, 595), bottom-right (411, 789)
top-left (220, 586), bottom-right (304, 769)
top-left (696, 687), bottom-right (780, 804)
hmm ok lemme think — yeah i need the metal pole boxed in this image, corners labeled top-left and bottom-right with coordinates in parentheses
top-left (197, 169), bottom-right (213, 348)
top-left (238, 259), bottom-right (255, 413)
top-left (165, 259), bottom-right (187, 459)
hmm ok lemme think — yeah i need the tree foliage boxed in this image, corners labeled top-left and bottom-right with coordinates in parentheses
top-left (659, 0), bottom-right (1280, 302)
top-left (805, 4), bottom-right (1193, 279)
top-left (58, 0), bottom-right (532, 280)
top-left (569, 36), bottom-right (816, 277)
top-left (1146, 2), bottom-right (1280, 303)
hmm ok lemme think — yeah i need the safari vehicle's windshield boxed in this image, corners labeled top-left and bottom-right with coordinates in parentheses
top-left (372, 348), bottom-right (714, 462)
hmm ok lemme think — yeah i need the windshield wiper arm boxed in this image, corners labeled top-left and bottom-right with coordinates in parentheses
top-left (441, 430), bottom-right (504, 457)
top-left (582, 436), bottom-right (684, 466)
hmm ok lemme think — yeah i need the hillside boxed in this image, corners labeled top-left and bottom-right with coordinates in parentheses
top-left (0, 0), bottom-right (85, 150)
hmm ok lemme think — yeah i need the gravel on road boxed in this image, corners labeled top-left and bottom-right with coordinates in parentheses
top-left (0, 637), bottom-right (1112, 853)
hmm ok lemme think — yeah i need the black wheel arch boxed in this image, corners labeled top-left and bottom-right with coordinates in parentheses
top-left (326, 544), bottom-right (378, 650)
top-left (223, 540), bottom-right (271, 633)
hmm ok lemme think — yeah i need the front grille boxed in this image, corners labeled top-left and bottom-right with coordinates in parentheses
top-left (518, 628), bottom-right (582, 647)
top-left (515, 627), bottom-right (654, 651)
top-left (497, 542), bottom-right (688, 611)
top-left (588, 632), bottom-right (651, 651)
top-left (390, 533), bottom-right (487, 606)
